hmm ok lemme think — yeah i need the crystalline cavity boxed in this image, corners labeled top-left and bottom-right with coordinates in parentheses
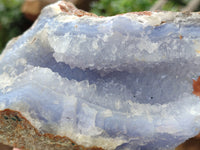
top-left (0, 1), bottom-right (200, 150)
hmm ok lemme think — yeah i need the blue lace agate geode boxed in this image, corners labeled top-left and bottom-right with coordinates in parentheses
top-left (1, 1), bottom-right (200, 150)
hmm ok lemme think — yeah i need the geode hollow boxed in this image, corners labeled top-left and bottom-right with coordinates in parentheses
top-left (1, 1), bottom-right (200, 150)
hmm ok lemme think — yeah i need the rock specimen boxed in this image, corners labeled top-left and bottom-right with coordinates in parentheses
top-left (1, 1), bottom-right (200, 150)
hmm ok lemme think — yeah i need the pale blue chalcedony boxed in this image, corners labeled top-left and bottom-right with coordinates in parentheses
top-left (0, 1), bottom-right (200, 150)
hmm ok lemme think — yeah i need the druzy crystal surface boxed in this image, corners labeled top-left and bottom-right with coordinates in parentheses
top-left (1, 1), bottom-right (200, 150)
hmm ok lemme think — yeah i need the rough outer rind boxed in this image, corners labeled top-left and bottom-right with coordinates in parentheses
top-left (0, 109), bottom-right (103, 150)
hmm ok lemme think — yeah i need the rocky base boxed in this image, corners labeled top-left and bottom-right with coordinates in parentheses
top-left (0, 109), bottom-right (102, 150)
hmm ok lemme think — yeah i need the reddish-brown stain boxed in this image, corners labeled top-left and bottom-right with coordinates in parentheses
top-left (31, 37), bottom-right (36, 44)
top-left (193, 76), bottom-right (200, 97)
top-left (58, 2), bottom-right (97, 17)
top-left (59, 3), bottom-right (71, 13)
top-left (179, 35), bottom-right (183, 40)
top-left (130, 11), bottom-right (152, 16)
top-left (116, 11), bottom-right (152, 17)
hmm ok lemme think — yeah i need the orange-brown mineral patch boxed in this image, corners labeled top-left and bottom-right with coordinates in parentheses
top-left (129, 11), bottom-right (152, 16)
top-left (193, 76), bottom-right (200, 97)
top-left (0, 109), bottom-right (103, 150)
top-left (58, 1), bottom-right (97, 17)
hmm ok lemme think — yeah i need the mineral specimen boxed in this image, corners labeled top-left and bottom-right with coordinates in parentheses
top-left (1, 1), bottom-right (200, 150)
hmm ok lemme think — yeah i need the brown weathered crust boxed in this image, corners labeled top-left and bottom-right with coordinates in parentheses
top-left (0, 109), bottom-right (103, 150)
top-left (176, 133), bottom-right (200, 150)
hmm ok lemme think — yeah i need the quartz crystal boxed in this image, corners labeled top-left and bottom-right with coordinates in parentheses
top-left (0, 1), bottom-right (200, 150)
